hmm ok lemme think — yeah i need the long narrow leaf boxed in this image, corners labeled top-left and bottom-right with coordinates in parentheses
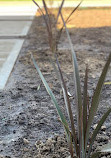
top-left (60, 11), bottom-right (82, 128)
top-left (83, 66), bottom-right (88, 146)
top-left (42, 0), bottom-right (53, 49)
top-left (85, 53), bottom-right (111, 149)
top-left (69, 133), bottom-right (74, 158)
top-left (31, 54), bottom-right (70, 135)
top-left (87, 108), bottom-right (111, 158)
top-left (42, 0), bottom-right (52, 31)
top-left (60, 12), bottom-right (83, 157)
top-left (32, 53), bottom-right (75, 156)
top-left (65, 0), bottom-right (83, 24)
top-left (56, 56), bottom-right (78, 156)
top-left (49, 56), bottom-right (61, 82)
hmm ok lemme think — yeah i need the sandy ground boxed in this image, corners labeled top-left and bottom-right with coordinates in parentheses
top-left (0, 8), bottom-right (111, 158)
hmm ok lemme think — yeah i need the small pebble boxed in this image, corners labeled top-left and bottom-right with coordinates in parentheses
top-left (101, 125), bottom-right (106, 131)
top-left (23, 138), bottom-right (29, 144)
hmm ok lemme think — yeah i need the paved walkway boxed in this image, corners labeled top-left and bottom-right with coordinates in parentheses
top-left (0, 1), bottom-right (37, 89)
top-left (0, 1), bottom-right (37, 16)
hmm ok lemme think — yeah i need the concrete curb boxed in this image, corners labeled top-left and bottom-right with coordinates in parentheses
top-left (0, 40), bottom-right (24, 89)
top-left (0, 3), bottom-right (36, 89)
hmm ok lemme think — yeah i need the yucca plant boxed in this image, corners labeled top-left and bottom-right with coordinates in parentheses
top-left (33, 0), bottom-right (82, 53)
top-left (32, 0), bottom-right (111, 157)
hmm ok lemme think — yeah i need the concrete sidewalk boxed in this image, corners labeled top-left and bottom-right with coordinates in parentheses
top-left (0, 17), bottom-right (34, 89)
top-left (0, 1), bottom-right (111, 16)
top-left (0, 1), bottom-right (37, 89)
top-left (0, 1), bottom-right (37, 16)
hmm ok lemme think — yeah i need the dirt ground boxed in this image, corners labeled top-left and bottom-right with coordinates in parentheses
top-left (0, 8), bottom-right (111, 158)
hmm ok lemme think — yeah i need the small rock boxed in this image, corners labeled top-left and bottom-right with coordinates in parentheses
top-left (35, 140), bottom-right (43, 149)
top-left (97, 135), bottom-right (109, 143)
top-left (35, 140), bottom-right (42, 146)
top-left (23, 147), bottom-right (29, 152)
top-left (42, 146), bottom-right (50, 152)
top-left (35, 154), bottom-right (42, 158)
top-left (93, 124), bottom-right (106, 131)
top-left (93, 124), bottom-right (97, 129)
top-left (101, 125), bottom-right (106, 131)
top-left (23, 138), bottom-right (29, 144)
top-left (103, 131), bottom-right (106, 135)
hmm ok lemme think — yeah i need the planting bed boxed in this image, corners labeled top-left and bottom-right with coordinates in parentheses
top-left (0, 8), bottom-right (111, 158)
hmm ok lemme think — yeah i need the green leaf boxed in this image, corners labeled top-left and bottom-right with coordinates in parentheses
top-left (31, 54), bottom-right (70, 135)
top-left (60, 10), bottom-right (82, 127)
top-left (32, 53), bottom-right (76, 157)
top-left (56, 57), bottom-right (78, 156)
top-left (101, 142), bottom-right (111, 153)
top-left (60, 12), bottom-right (83, 158)
top-left (85, 53), bottom-right (111, 149)
top-left (87, 108), bottom-right (111, 157)
top-left (83, 66), bottom-right (88, 142)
